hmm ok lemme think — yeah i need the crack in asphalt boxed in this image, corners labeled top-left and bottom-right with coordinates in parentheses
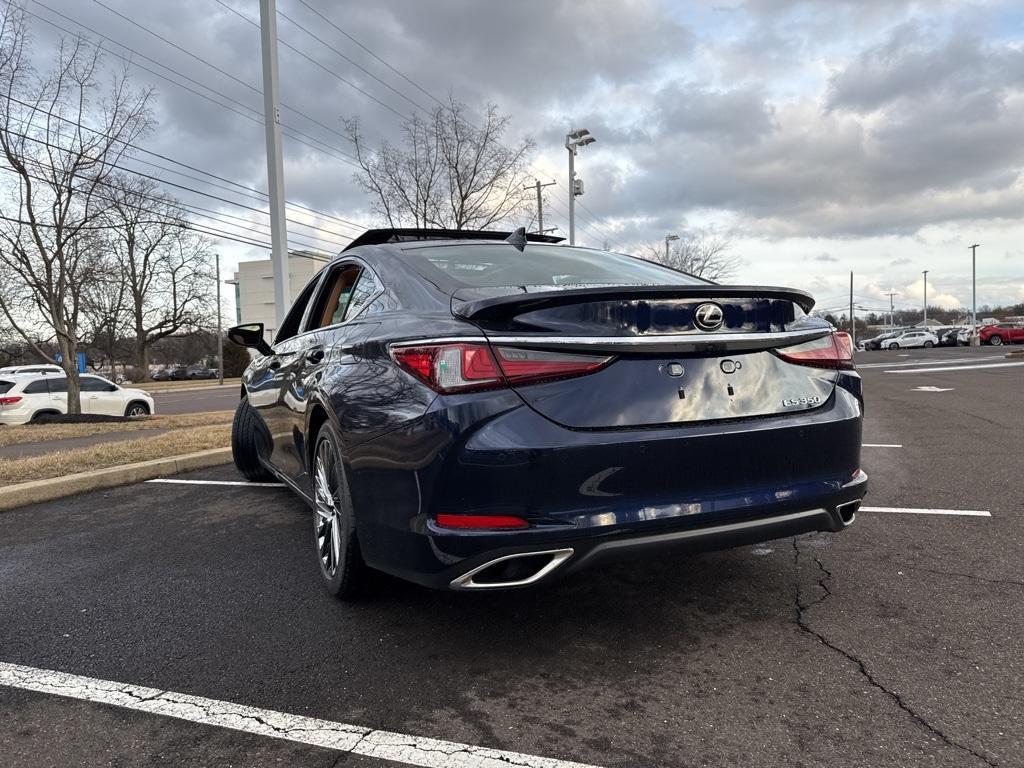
top-left (791, 537), bottom-right (998, 768)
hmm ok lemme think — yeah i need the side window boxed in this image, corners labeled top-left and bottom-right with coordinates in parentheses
top-left (81, 377), bottom-right (116, 393)
top-left (47, 378), bottom-right (68, 394)
top-left (307, 264), bottom-right (363, 330)
top-left (23, 380), bottom-right (50, 394)
top-left (275, 273), bottom-right (324, 344)
top-left (343, 269), bottom-right (382, 321)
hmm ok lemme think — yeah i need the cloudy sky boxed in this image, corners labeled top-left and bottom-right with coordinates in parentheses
top-left (21, 0), bottom-right (1024, 317)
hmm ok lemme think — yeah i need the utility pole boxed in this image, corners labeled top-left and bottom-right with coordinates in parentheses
top-left (922, 270), bottom-right (929, 326)
top-left (259, 0), bottom-right (290, 332)
top-left (969, 243), bottom-right (980, 345)
top-left (849, 271), bottom-right (855, 347)
top-left (216, 253), bottom-right (224, 386)
top-left (524, 179), bottom-right (556, 234)
top-left (885, 291), bottom-right (898, 330)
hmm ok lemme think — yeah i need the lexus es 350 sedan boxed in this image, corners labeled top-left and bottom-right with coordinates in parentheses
top-left (228, 228), bottom-right (867, 598)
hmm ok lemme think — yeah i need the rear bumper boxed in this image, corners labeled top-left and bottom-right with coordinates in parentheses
top-left (448, 489), bottom-right (864, 593)
top-left (438, 471), bottom-right (867, 590)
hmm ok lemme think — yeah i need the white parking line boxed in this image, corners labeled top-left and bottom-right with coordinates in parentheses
top-left (858, 356), bottom-right (1003, 369)
top-left (862, 443), bottom-right (902, 448)
top-left (146, 479), bottom-right (284, 487)
top-left (861, 506), bottom-right (991, 517)
top-left (886, 362), bottom-right (1024, 374)
top-left (0, 662), bottom-right (600, 768)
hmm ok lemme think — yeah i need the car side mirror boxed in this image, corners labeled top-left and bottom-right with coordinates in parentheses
top-left (228, 323), bottom-right (274, 356)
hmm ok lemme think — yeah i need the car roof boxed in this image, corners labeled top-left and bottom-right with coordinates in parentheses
top-left (342, 228), bottom-right (564, 251)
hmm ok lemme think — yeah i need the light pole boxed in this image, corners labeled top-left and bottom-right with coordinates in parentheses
top-left (969, 243), bottom-right (980, 344)
top-left (922, 270), bottom-right (929, 327)
top-left (565, 128), bottom-right (596, 245)
top-left (664, 233), bottom-right (679, 260)
top-left (215, 253), bottom-right (224, 385)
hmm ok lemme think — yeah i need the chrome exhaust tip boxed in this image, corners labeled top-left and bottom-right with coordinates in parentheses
top-left (449, 548), bottom-right (574, 590)
top-left (836, 500), bottom-right (860, 526)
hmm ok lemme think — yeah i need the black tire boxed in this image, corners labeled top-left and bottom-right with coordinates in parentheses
top-left (923, 340), bottom-right (934, 348)
top-left (989, 335), bottom-right (1003, 346)
top-left (888, 342), bottom-right (900, 350)
top-left (311, 420), bottom-right (369, 599)
top-left (30, 410), bottom-right (60, 423)
top-left (231, 397), bottom-right (275, 482)
top-left (124, 401), bottom-right (150, 417)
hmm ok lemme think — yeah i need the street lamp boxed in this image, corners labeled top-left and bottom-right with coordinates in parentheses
top-left (565, 128), bottom-right (596, 246)
top-left (969, 243), bottom-right (980, 345)
top-left (664, 233), bottom-right (679, 260)
top-left (922, 270), bottom-right (929, 327)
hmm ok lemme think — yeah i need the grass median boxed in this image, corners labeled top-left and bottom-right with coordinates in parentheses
top-left (0, 412), bottom-right (234, 485)
top-left (0, 411), bottom-right (233, 449)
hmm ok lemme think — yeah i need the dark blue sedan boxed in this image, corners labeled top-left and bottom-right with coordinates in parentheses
top-left (228, 228), bottom-right (867, 597)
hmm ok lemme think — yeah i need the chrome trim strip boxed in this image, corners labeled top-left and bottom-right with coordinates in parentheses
top-left (390, 328), bottom-right (831, 353)
top-left (449, 548), bottom-right (575, 590)
top-left (589, 509), bottom-right (831, 555)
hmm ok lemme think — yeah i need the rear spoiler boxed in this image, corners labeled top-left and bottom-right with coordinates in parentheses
top-left (452, 285), bottom-right (816, 323)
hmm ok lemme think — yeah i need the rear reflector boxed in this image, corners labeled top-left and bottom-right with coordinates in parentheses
top-left (0, 396), bottom-right (22, 406)
top-left (776, 332), bottom-right (854, 370)
top-left (391, 342), bottom-right (612, 393)
top-left (436, 514), bottom-right (529, 530)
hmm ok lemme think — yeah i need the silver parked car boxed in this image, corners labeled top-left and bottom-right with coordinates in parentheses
top-left (884, 330), bottom-right (938, 349)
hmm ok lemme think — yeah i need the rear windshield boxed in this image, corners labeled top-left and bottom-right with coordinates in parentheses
top-left (0, 380), bottom-right (12, 394)
top-left (402, 243), bottom-right (710, 288)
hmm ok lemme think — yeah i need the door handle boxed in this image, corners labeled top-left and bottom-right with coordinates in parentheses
top-left (306, 348), bottom-right (325, 364)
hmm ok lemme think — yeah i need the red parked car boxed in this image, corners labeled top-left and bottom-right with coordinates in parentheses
top-left (979, 323), bottom-right (1024, 346)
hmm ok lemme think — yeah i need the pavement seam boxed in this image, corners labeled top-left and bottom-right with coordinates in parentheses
top-left (791, 537), bottom-right (998, 768)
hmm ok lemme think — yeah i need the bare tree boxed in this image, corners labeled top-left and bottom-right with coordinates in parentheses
top-left (642, 230), bottom-right (741, 282)
top-left (103, 175), bottom-right (214, 377)
top-left (345, 99), bottom-right (534, 230)
top-left (0, 7), bottom-right (152, 412)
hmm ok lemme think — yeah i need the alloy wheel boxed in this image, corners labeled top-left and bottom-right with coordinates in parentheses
top-left (127, 404), bottom-right (148, 417)
top-left (313, 438), bottom-right (343, 579)
top-left (990, 336), bottom-right (1002, 346)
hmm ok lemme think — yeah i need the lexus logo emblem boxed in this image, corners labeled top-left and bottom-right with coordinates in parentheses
top-left (693, 302), bottom-right (724, 332)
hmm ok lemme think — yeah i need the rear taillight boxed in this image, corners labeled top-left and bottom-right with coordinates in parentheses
top-left (391, 343), bottom-right (612, 393)
top-left (436, 513), bottom-right (529, 530)
top-left (776, 332), bottom-right (854, 370)
top-left (0, 396), bottom-right (22, 406)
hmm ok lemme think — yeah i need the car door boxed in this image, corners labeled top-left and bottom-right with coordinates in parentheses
top-left (277, 261), bottom-right (369, 485)
top-left (80, 375), bottom-right (123, 415)
top-left (247, 274), bottom-right (325, 481)
top-left (45, 376), bottom-right (69, 413)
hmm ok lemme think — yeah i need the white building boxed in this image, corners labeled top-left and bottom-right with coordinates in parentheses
top-left (227, 250), bottom-right (328, 342)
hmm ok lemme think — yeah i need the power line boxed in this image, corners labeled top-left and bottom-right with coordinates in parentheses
top-left (211, 0), bottom-right (408, 120)
top-left (280, 1), bottom-right (620, 247)
top-left (3, 92), bottom-right (367, 235)
top-left (26, 3), bottom-right (365, 171)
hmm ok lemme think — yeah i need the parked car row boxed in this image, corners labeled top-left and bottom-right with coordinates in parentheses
top-left (151, 365), bottom-right (220, 381)
top-left (859, 322), bottom-right (1024, 351)
top-left (0, 373), bottom-right (155, 425)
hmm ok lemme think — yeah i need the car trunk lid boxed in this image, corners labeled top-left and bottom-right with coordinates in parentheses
top-left (452, 285), bottom-right (841, 429)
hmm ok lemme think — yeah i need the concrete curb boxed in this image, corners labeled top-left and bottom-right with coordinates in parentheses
top-left (0, 447), bottom-right (232, 512)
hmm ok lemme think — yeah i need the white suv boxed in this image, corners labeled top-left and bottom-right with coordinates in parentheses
top-left (885, 330), bottom-right (939, 349)
top-left (0, 374), bottom-right (155, 425)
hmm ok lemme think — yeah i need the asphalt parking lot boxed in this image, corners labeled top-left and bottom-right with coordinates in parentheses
top-left (1, 344), bottom-right (1021, 768)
